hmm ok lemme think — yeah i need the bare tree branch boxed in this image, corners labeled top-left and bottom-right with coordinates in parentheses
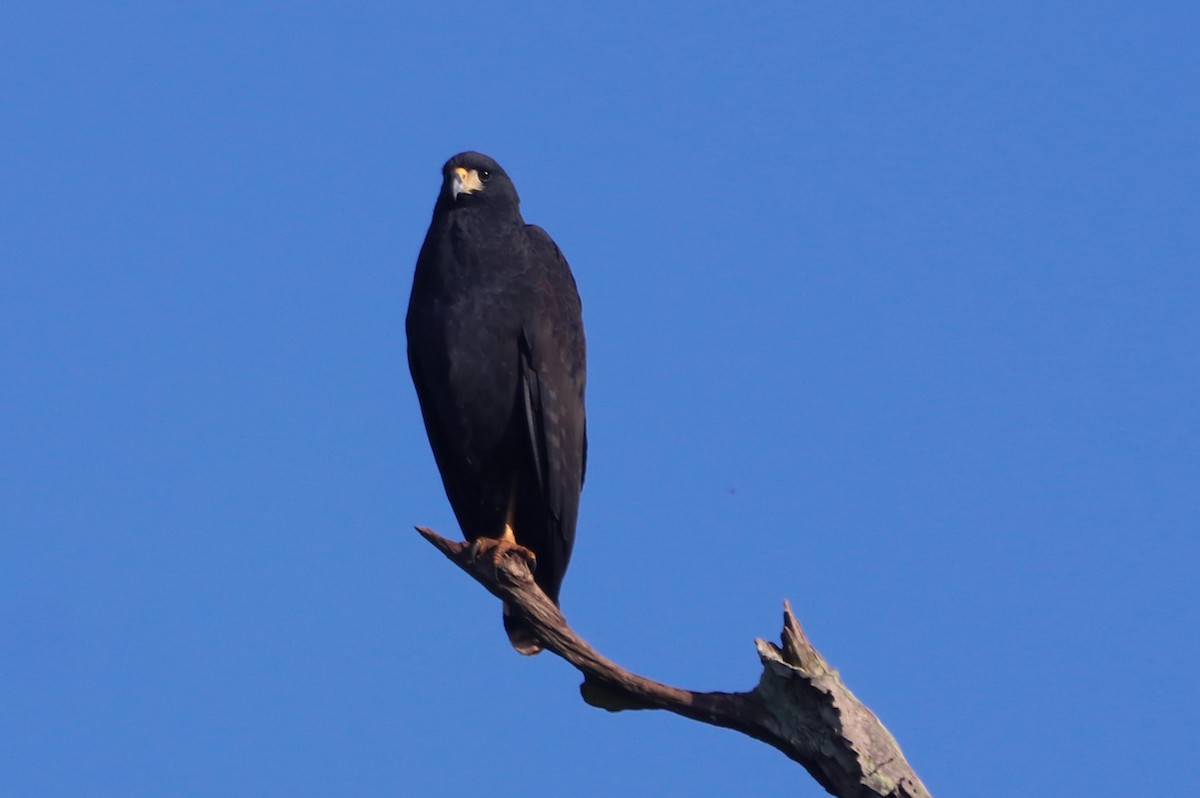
top-left (416, 526), bottom-right (932, 798)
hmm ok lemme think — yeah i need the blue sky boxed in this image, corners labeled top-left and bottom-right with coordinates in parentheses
top-left (2, 3), bottom-right (1197, 796)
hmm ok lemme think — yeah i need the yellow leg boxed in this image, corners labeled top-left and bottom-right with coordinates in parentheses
top-left (501, 478), bottom-right (518, 541)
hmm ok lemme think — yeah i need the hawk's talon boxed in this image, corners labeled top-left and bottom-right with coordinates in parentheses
top-left (465, 536), bottom-right (538, 575)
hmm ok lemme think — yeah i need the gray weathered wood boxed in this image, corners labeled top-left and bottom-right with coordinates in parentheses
top-left (416, 526), bottom-right (931, 798)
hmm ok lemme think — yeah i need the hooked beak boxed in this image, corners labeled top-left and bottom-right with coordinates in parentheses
top-left (450, 166), bottom-right (485, 199)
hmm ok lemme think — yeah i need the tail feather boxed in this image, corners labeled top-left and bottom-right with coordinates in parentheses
top-left (502, 603), bottom-right (542, 655)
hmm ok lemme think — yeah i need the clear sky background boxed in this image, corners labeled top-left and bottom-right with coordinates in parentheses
top-left (2, 3), bottom-right (1197, 796)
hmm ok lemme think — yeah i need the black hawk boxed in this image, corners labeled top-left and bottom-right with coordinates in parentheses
top-left (406, 152), bottom-right (587, 654)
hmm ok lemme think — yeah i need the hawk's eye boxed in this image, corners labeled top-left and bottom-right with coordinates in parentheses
top-left (479, 169), bottom-right (491, 183)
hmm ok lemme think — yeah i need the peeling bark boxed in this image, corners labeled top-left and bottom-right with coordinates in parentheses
top-left (416, 526), bottom-right (931, 798)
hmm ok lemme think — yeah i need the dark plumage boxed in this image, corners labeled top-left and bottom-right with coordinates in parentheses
top-left (406, 152), bottom-right (587, 654)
